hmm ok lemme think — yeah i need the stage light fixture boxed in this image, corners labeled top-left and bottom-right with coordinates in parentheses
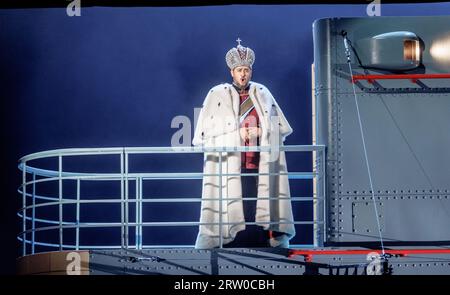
top-left (355, 31), bottom-right (422, 71)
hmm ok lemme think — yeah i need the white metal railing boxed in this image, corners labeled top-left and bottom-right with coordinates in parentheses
top-left (17, 145), bottom-right (326, 256)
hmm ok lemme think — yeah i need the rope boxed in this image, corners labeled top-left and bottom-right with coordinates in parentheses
top-left (342, 32), bottom-right (386, 256)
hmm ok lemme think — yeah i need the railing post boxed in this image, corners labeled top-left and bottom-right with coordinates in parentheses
top-left (321, 148), bottom-right (327, 246)
top-left (313, 150), bottom-right (319, 248)
top-left (32, 172), bottom-right (36, 254)
top-left (135, 177), bottom-right (138, 249)
top-left (313, 147), bottom-right (326, 247)
top-left (124, 151), bottom-right (129, 249)
top-left (120, 151), bottom-right (125, 248)
top-left (135, 177), bottom-right (142, 250)
top-left (58, 155), bottom-right (63, 251)
top-left (76, 178), bottom-right (80, 251)
top-left (219, 151), bottom-right (223, 248)
top-left (22, 161), bottom-right (27, 256)
top-left (139, 177), bottom-right (143, 250)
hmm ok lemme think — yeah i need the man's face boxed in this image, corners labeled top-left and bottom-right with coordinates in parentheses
top-left (230, 66), bottom-right (252, 88)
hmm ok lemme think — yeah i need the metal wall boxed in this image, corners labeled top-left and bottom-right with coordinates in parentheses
top-left (87, 248), bottom-right (450, 275)
top-left (313, 16), bottom-right (450, 243)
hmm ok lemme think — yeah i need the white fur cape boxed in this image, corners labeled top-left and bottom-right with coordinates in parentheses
top-left (192, 81), bottom-right (295, 249)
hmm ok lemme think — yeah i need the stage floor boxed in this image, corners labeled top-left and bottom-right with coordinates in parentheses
top-left (17, 246), bottom-right (450, 275)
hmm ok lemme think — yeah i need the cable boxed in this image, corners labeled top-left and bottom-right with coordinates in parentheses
top-left (341, 31), bottom-right (386, 256)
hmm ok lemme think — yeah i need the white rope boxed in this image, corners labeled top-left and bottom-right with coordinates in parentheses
top-left (343, 34), bottom-right (386, 256)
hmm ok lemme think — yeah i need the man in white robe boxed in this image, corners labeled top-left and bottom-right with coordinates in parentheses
top-left (192, 39), bottom-right (295, 249)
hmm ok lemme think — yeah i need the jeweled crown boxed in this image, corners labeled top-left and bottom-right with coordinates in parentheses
top-left (225, 38), bottom-right (255, 70)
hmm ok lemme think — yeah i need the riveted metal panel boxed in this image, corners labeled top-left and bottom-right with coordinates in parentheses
top-left (88, 247), bottom-right (450, 275)
top-left (352, 202), bottom-right (385, 236)
top-left (314, 16), bottom-right (450, 243)
top-left (89, 248), bottom-right (306, 275)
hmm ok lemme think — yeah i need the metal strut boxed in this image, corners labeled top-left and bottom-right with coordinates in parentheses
top-left (341, 31), bottom-right (386, 257)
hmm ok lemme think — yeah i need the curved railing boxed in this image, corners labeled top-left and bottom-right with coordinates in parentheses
top-left (17, 145), bottom-right (326, 257)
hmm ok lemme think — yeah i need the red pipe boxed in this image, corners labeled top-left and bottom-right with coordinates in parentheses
top-left (351, 73), bottom-right (450, 84)
top-left (289, 249), bottom-right (450, 262)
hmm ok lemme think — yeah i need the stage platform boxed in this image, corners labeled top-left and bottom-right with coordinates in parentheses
top-left (17, 246), bottom-right (450, 275)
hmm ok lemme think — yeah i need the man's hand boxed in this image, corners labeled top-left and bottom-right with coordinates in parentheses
top-left (239, 127), bottom-right (262, 142)
top-left (247, 127), bottom-right (261, 140)
top-left (239, 127), bottom-right (248, 141)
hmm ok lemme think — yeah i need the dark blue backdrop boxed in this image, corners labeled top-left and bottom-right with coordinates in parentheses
top-left (1, 3), bottom-right (449, 273)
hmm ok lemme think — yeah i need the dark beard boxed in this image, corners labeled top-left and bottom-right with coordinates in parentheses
top-left (233, 80), bottom-right (249, 90)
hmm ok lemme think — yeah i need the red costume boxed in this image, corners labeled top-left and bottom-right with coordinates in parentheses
top-left (235, 83), bottom-right (260, 169)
